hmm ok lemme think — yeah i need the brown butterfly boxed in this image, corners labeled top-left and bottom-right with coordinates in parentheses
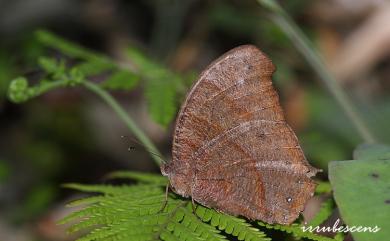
top-left (161, 45), bottom-right (319, 225)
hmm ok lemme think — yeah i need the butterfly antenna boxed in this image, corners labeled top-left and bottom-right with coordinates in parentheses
top-left (121, 135), bottom-right (167, 162)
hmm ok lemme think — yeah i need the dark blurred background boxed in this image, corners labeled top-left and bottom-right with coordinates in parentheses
top-left (0, 0), bottom-right (389, 240)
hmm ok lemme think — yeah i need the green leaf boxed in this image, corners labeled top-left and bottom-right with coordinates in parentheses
top-left (38, 57), bottom-right (60, 74)
top-left (35, 30), bottom-right (110, 64)
top-left (144, 74), bottom-right (179, 127)
top-left (127, 47), bottom-right (181, 127)
top-left (68, 68), bottom-right (85, 85)
top-left (75, 60), bottom-right (114, 76)
top-left (100, 70), bottom-right (140, 90)
top-left (328, 144), bottom-right (390, 241)
top-left (106, 171), bottom-right (168, 185)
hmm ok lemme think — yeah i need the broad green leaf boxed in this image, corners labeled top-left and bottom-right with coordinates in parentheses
top-left (353, 143), bottom-right (390, 160)
top-left (100, 70), bottom-right (140, 90)
top-left (328, 144), bottom-right (390, 241)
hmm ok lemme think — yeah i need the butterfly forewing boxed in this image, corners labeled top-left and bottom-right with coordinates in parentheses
top-left (162, 45), bottom-right (319, 224)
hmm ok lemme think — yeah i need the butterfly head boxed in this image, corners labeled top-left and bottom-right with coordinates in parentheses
top-left (160, 162), bottom-right (170, 177)
top-left (161, 161), bottom-right (193, 198)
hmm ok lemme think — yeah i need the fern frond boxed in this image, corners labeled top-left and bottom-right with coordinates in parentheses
top-left (179, 205), bottom-right (226, 241)
top-left (61, 172), bottom-right (273, 241)
top-left (66, 195), bottom-right (107, 207)
top-left (62, 172), bottom-right (339, 241)
top-left (195, 206), bottom-right (270, 241)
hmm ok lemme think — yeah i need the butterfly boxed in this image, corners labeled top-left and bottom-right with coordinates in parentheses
top-left (161, 45), bottom-right (319, 224)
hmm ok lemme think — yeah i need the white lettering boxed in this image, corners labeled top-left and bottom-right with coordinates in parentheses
top-left (301, 219), bottom-right (381, 234)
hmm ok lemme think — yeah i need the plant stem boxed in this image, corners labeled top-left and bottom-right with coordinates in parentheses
top-left (33, 80), bottom-right (66, 97)
top-left (83, 81), bottom-right (165, 166)
top-left (257, 0), bottom-right (376, 143)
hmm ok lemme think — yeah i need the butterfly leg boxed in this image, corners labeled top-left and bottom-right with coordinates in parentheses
top-left (191, 196), bottom-right (197, 212)
top-left (190, 177), bottom-right (197, 214)
top-left (158, 181), bottom-right (170, 213)
top-left (190, 196), bottom-right (205, 222)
